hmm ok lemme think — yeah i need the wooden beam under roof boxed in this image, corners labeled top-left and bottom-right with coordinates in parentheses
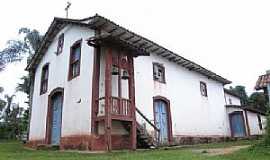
top-left (170, 56), bottom-right (183, 62)
top-left (156, 50), bottom-right (166, 56)
top-left (185, 63), bottom-right (195, 68)
top-left (124, 35), bottom-right (135, 41)
top-left (95, 21), bottom-right (108, 29)
top-left (112, 31), bottom-right (126, 37)
top-left (161, 53), bottom-right (173, 58)
top-left (151, 47), bottom-right (159, 53)
top-left (176, 59), bottom-right (187, 65)
top-left (182, 61), bottom-right (192, 67)
top-left (192, 67), bottom-right (202, 72)
top-left (138, 41), bottom-right (148, 48)
top-left (107, 27), bottom-right (118, 33)
top-left (132, 38), bottom-right (142, 44)
top-left (144, 44), bottom-right (154, 50)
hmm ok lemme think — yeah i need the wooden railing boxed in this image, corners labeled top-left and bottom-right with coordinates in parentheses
top-left (97, 96), bottom-right (131, 117)
top-left (111, 97), bottom-right (131, 116)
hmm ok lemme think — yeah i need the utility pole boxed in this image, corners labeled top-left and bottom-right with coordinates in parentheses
top-left (65, 2), bottom-right (71, 18)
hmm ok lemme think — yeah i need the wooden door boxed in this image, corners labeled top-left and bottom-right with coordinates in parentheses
top-left (50, 93), bottom-right (63, 145)
top-left (154, 100), bottom-right (169, 144)
top-left (230, 112), bottom-right (246, 137)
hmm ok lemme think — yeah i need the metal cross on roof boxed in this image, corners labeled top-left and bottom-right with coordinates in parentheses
top-left (65, 2), bottom-right (71, 18)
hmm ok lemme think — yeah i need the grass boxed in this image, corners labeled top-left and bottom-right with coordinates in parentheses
top-left (0, 140), bottom-right (269, 160)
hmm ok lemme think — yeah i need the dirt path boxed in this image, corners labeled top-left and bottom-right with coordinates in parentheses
top-left (192, 145), bottom-right (250, 156)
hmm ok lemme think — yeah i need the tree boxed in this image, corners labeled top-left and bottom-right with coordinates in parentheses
top-left (0, 87), bottom-right (6, 112)
top-left (3, 94), bottom-right (16, 122)
top-left (248, 92), bottom-right (268, 112)
top-left (0, 94), bottom-right (24, 139)
top-left (16, 75), bottom-right (31, 102)
top-left (265, 114), bottom-right (270, 145)
top-left (0, 28), bottom-right (42, 139)
top-left (229, 85), bottom-right (249, 105)
top-left (0, 28), bottom-right (43, 71)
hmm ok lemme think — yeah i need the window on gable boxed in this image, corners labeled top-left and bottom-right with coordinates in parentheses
top-left (56, 33), bottom-right (64, 55)
top-left (40, 64), bottom-right (49, 94)
top-left (229, 98), bottom-right (232, 105)
top-left (68, 39), bottom-right (81, 80)
top-left (200, 81), bottom-right (208, 97)
top-left (257, 115), bottom-right (263, 130)
top-left (153, 63), bottom-right (165, 83)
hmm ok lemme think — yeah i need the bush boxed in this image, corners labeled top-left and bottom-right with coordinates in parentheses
top-left (264, 112), bottom-right (270, 145)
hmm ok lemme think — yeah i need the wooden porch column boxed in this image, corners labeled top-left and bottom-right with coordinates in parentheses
top-left (91, 30), bottom-right (101, 134)
top-left (128, 56), bottom-right (137, 150)
top-left (105, 48), bottom-right (112, 151)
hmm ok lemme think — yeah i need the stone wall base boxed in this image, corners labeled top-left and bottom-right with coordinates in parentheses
top-left (25, 134), bottom-right (263, 150)
top-left (25, 134), bottom-right (131, 151)
top-left (25, 139), bottom-right (45, 149)
top-left (172, 135), bottom-right (263, 145)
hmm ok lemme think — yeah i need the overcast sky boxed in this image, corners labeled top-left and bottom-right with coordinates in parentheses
top-left (1, 0), bottom-right (270, 106)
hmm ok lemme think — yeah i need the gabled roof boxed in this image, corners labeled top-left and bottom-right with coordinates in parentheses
top-left (26, 14), bottom-right (231, 84)
top-left (255, 74), bottom-right (270, 90)
top-left (224, 88), bottom-right (241, 98)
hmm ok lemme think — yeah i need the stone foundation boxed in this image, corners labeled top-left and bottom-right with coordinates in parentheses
top-left (172, 136), bottom-right (230, 145)
top-left (172, 135), bottom-right (263, 145)
top-left (26, 134), bottom-right (263, 150)
top-left (25, 139), bottom-right (46, 149)
top-left (25, 134), bottom-right (131, 151)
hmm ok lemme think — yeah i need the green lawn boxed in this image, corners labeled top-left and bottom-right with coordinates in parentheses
top-left (0, 140), bottom-right (269, 160)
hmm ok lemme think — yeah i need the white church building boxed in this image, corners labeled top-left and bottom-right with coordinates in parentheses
top-left (26, 14), bottom-right (266, 151)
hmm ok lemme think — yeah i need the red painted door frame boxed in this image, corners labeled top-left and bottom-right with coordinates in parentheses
top-left (153, 96), bottom-right (173, 144)
top-left (45, 87), bottom-right (64, 145)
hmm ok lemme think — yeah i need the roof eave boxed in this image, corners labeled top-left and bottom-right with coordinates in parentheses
top-left (26, 17), bottom-right (92, 71)
top-left (26, 14), bottom-right (231, 85)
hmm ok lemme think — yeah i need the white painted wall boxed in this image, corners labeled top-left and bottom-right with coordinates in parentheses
top-left (225, 107), bottom-right (266, 136)
top-left (247, 111), bottom-right (266, 135)
top-left (29, 24), bottom-right (266, 142)
top-left (224, 93), bottom-right (241, 106)
top-left (134, 53), bottom-right (228, 137)
top-left (29, 25), bottom-right (95, 140)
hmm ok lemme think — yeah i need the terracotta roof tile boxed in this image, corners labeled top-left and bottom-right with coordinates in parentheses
top-left (255, 74), bottom-right (270, 90)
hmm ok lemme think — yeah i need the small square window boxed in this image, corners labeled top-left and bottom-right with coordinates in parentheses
top-left (200, 81), bottom-right (207, 97)
top-left (56, 33), bottom-right (64, 55)
top-left (153, 63), bottom-right (165, 83)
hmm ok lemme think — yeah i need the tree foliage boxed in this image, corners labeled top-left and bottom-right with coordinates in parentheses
top-left (229, 85), bottom-right (269, 112)
top-left (265, 112), bottom-right (270, 145)
top-left (0, 27), bottom-right (43, 139)
top-left (248, 92), bottom-right (268, 112)
top-left (0, 87), bottom-right (6, 112)
top-left (0, 28), bottom-right (43, 71)
top-left (229, 85), bottom-right (249, 105)
top-left (16, 75), bottom-right (30, 96)
top-left (0, 94), bottom-right (25, 139)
